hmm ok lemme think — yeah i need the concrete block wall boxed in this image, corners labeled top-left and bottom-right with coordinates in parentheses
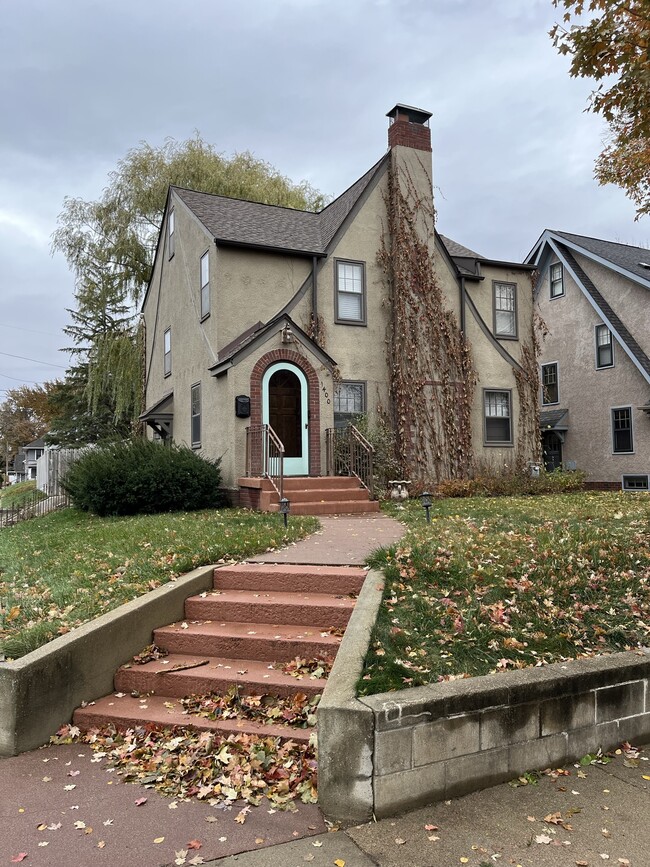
top-left (318, 569), bottom-right (650, 823)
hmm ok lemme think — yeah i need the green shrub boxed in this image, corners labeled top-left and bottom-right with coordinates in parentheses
top-left (61, 439), bottom-right (227, 516)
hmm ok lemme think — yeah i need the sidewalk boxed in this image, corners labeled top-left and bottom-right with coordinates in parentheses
top-left (0, 512), bottom-right (405, 867)
top-left (208, 746), bottom-right (650, 866)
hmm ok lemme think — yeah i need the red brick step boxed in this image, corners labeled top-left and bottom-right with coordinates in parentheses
top-left (214, 563), bottom-right (367, 595)
top-left (184, 589), bottom-right (355, 627)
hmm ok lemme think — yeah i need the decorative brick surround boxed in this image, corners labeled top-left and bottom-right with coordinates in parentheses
top-left (250, 350), bottom-right (321, 475)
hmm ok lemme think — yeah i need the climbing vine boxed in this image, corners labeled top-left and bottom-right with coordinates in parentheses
top-left (514, 307), bottom-right (545, 471)
top-left (379, 158), bottom-right (476, 483)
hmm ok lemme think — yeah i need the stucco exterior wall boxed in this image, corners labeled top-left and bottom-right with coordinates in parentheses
top-left (537, 254), bottom-right (650, 484)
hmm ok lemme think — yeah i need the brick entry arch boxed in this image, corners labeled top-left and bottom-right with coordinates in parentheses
top-left (250, 350), bottom-right (321, 475)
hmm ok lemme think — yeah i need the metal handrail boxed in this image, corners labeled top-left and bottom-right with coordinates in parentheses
top-left (325, 423), bottom-right (375, 499)
top-left (245, 424), bottom-right (284, 499)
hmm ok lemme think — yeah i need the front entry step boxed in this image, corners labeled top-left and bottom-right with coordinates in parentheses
top-left (73, 563), bottom-right (366, 742)
top-left (238, 475), bottom-right (379, 515)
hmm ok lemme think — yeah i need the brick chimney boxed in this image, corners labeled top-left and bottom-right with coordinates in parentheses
top-left (386, 104), bottom-right (432, 152)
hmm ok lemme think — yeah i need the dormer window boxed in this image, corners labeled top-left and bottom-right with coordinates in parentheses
top-left (168, 209), bottom-right (175, 259)
top-left (550, 262), bottom-right (564, 298)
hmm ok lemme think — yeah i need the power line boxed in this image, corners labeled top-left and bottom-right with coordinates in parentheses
top-left (0, 322), bottom-right (62, 338)
top-left (0, 351), bottom-right (67, 369)
top-left (0, 372), bottom-right (41, 384)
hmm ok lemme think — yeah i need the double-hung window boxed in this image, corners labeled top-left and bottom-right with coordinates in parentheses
top-left (484, 389), bottom-right (512, 444)
top-left (596, 324), bottom-right (613, 368)
top-left (493, 282), bottom-right (517, 338)
top-left (163, 327), bottom-right (171, 376)
top-left (200, 252), bottom-right (210, 319)
top-left (191, 383), bottom-right (201, 448)
top-left (335, 260), bottom-right (365, 324)
top-left (168, 209), bottom-right (175, 259)
top-left (541, 362), bottom-right (559, 405)
top-left (550, 262), bottom-right (564, 298)
top-left (612, 407), bottom-right (633, 453)
top-left (334, 381), bottom-right (366, 427)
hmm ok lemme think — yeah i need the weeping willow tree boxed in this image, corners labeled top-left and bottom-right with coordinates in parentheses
top-left (52, 134), bottom-right (326, 439)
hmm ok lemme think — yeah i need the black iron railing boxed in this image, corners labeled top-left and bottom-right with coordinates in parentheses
top-left (0, 487), bottom-right (70, 529)
top-left (325, 424), bottom-right (375, 499)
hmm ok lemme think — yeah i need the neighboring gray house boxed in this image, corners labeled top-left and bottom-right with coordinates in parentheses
top-left (528, 231), bottom-right (650, 489)
top-left (141, 105), bottom-right (538, 507)
top-left (22, 438), bottom-right (46, 482)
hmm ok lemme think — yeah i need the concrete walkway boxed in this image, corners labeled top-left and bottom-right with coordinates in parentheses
top-left (0, 512), bottom-right (405, 867)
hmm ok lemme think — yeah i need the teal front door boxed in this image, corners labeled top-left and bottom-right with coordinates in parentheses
top-left (262, 363), bottom-right (309, 475)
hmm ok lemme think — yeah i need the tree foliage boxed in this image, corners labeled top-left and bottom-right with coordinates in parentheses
top-left (0, 383), bottom-right (58, 459)
top-left (551, 1), bottom-right (650, 217)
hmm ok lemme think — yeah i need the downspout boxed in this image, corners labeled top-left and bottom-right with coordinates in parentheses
top-left (459, 275), bottom-right (466, 335)
top-left (311, 255), bottom-right (318, 327)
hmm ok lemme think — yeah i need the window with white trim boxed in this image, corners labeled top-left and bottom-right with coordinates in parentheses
top-left (335, 260), bottom-right (365, 324)
top-left (622, 475), bottom-right (649, 491)
top-left (191, 383), bottom-right (201, 447)
top-left (163, 327), bottom-right (171, 376)
top-left (596, 324), bottom-right (613, 368)
top-left (168, 209), bottom-right (175, 259)
top-left (550, 262), bottom-right (564, 298)
top-left (612, 407), bottom-right (633, 453)
top-left (200, 252), bottom-right (210, 319)
top-left (541, 362), bottom-right (559, 405)
top-left (493, 282), bottom-right (517, 338)
top-left (334, 381), bottom-right (366, 427)
top-left (484, 389), bottom-right (512, 444)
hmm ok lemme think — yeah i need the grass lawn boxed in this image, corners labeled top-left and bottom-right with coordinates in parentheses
top-left (0, 507), bottom-right (318, 659)
top-left (360, 492), bottom-right (650, 695)
top-left (0, 480), bottom-right (46, 509)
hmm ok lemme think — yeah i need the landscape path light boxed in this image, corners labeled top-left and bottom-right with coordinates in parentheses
top-left (279, 497), bottom-right (290, 529)
top-left (421, 490), bottom-right (432, 523)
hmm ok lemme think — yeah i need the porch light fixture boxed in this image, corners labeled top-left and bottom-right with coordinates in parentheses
top-left (420, 491), bottom-right (432, 523)
top-left (279, 497), bottom-right (291, 528)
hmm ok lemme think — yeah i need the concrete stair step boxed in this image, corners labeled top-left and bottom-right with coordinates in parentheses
top-left (184, 589), bottom-right (355, 627)
top-left (73, 693), bottom-right (313, 743)
top-left (115, 653), bottom-right (327, 699)
top-left (268, 500), bottom-right (380, 515)
top-left (154, 619), bottom-right (343, 661)
top-left (214, 563), bottom-right (368, 594)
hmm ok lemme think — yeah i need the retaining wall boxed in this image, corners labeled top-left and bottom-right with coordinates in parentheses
top-left (0, 565), bottom-right (216, 756)
top-left (318, 571), bottom-right (650, 823)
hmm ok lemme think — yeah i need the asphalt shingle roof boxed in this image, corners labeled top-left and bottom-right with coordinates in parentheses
top-left (439, 235), bottom-right (483, 258)
top-left (553, 230), bottom-right (650, 285)
top-left (173, 155), bottom-right (387, 256)
top-left (540, 408), bottom-right (569, 429)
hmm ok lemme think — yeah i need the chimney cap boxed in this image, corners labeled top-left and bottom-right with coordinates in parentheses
top-left (386, 104), bottom-right (432, 126)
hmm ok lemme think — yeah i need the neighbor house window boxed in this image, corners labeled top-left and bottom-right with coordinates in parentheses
top-left (163, 328), bottom-right (171, 376)
top-left (200, 251), bottom-right (210, 319)
top-left (596, 324), bottom-right (613, 368)
top-left (612, 407), bottom-right (633, 453)
top-left (541, 362), bottom-right (559, 405)
top-left (191, 383), bottom-right (201, 447)
top-left (168, 209), bottom-right (175, 259)
top-left (622, 474), bottom-right (649, 491)
top-left (550, 262), bottom-right (564, 298)
top-left (484, 389), bottom-right (512, 444)
top-left (335, 260), bottom-right (366, 324)
top-left (493, 282), bottom-right (517, 338)
top-left (334, 381), bottom-right (366, 427)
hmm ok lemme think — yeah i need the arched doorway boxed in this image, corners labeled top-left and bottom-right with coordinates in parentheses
top-left (262, 362), bottom-right (309, 475)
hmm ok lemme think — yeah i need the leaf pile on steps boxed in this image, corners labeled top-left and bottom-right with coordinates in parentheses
top-left (127, 643), bottom-right (169, 665)
top-left (272, 655), bottom-right (334, 680)
top-left (180, 688), bottom-right (320, 728)
top-left (51, 723), bottom-right (318, 807)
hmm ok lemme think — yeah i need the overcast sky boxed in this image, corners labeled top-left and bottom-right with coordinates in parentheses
top-left (2, 0), bottom-right (648, 396)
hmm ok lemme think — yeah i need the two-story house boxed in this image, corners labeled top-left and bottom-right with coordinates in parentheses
top-left (141, 105), bottom-right (538, 510)
top-left (528, 231), bottom-right (650, 489)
